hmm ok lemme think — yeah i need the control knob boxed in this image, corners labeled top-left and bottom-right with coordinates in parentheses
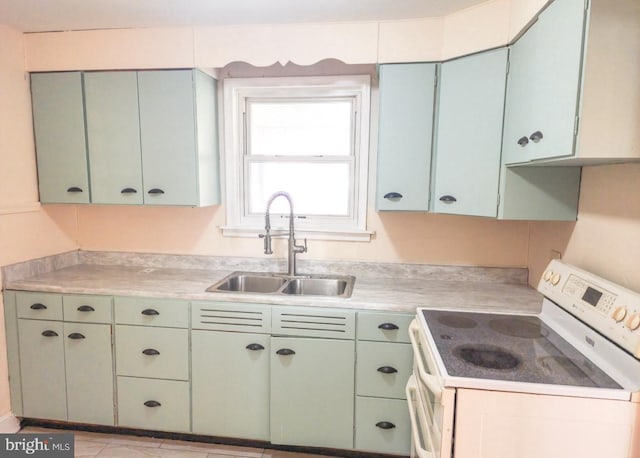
top-left (612, 306), bottom-right (628, 323)
top-left (625, 313), bottom-right (640, 331)
top-left (551, 273), bottom-right (562, 286)
top-left (543, 270), bottom-right (553, 282)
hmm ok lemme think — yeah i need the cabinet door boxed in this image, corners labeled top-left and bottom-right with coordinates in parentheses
top-left (138, 70), bottom-right (198, 206)
top-left (503, 0), bottom-right (588, 164)
top-left (432, 49), bottom-right (507, 217)
top-left (84, 71), bottom-right (143, 204)
top-left (64, 322), bottom-right (114, 425)
top-left (192, 330), bottom-right (270, 440)
top-left (376, 63), bottom-right (436, 211)
top-left (17, 320), bottom-right (66, 420)
top-left (270, 336), bottom-right (355, 449)
top-left (31, 72), bottom-right (89, 203)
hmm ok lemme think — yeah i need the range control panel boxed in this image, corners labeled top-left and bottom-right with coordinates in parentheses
top-left (538, 259), bottom-right (640, 359)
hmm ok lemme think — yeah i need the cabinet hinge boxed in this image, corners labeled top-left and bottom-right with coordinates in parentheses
top-left (574, 116), bottom-right (580, 137)
top-left (497, 193), bottom-right (501, 210)
top-left (506, 55), bottom-right (510, 75)
top-left (584, 0), bottom-right (590, 11)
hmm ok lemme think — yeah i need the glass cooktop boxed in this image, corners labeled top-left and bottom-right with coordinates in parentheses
top-left (421, 309), bottom-right (621, 389)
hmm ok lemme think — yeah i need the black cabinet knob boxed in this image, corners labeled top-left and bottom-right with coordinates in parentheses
top-left (30, 303), bottom-right (47, 310)
top-left (376, 421), bottom-right (396, 430)
top-left (529, 131), bottom-right (544, 143)
top-left (378, 323), bottom-right (399, 331)
top-left (439, 195), bottom-right (457, 203)
top-left (67, 333), bottom-right (85, 340)
top-left (383, 192), bottom-right (403, 200)
top-left (144, 400), bottom-right (161, 408)
top-left (121, 188), bottom-right (138, 194)
top-left (276, 348), bottom-right (296, 356)
top-left (141, 309), bottom-right (160, 316)
top-left (148, 188), bottom-right (165, 195)
top-left (246, 343), bottom-right (265, 351)
top-left (41, 330), bottom-right (58, 337)
top-left (142, 348), bottom-right (160, 356)
top-left (377, 366), bottom-right (398, 374)
top-left (77, 305), bottom-right (95, 312)
top-left (67, 187), bottom-right (83, 193)
top-left (517, 136), bottom-right (529, 147)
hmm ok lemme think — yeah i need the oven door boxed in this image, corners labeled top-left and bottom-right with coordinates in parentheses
top-left (407, 319), bottom-right (455, 458)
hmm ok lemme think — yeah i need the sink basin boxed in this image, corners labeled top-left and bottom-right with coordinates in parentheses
top-left (281, 277), bottom-right (350, 297)
top-left (206, 272), bottom-right (355, 298)
top-left (206, 273), bottom-right (287, 294)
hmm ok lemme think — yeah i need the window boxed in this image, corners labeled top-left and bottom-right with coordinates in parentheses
top-left (222, 75), bottom-right (371, 240)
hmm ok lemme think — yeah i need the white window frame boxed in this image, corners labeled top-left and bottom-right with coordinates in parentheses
top-left (221, 75), bottom-right (372, 241)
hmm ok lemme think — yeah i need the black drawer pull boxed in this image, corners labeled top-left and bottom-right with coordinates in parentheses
top-left (67, 186), bottom-right (83, 193)
top-left (144, 400), bottom-right (161, 408)
top-left (142, 348), bottom-right (160, 356)
top-left (68, 333), bottom-right (85, 340)
top-left (148, 188), bottom-right (165, 195)
top-left (517, 136), bottom-right (529, 147)
top-left (439, 195), bottom-right (457, 203)
top-left (276, 348), bottom-right (296, 356)
top-left (383, 192), bottom-right (403, 200)
top-left (378, 323), bottom-right (399, 331)
top-left (246, 343), bottom-right (265, 351)
top-left (30, 303), bottom-right (47, 310)
top-left (41, 330), bottom-right (58, 337)
top-left (529, 131), bottom-right (544, 143)
top-left (141, 309), bottom-right (160, 316)
top-left (121, 188), bottom-right (138, 194)
top-left (376, 421), bottom-right (396, 430)
top-left (377, 366), bottom-right (398, 374)
top-left (77, 305), bottom-right (95, 312)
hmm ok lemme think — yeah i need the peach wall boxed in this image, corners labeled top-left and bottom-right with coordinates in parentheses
top-left (0, 25), bottom-right (79, 422)
top-left (528, 164), bottom-right (640, 292)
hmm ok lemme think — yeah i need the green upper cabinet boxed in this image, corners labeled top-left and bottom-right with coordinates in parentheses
top-left (31, 72), bottom-right (90, 204)
top-left (138, 69), bottom-right (220, 206)
top-left (376, 63), bottom-right (437, 211)
top-left (502, 0), bottom-right (588, 164)
top-left (84, 71), bottom-right (143, 205)
top-left (432, 48), bottom-right (508, 217)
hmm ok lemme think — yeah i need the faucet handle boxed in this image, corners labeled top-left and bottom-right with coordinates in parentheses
top-left (294, 238), bottom-right (308, 254)
top-left (259, 233), bottom-right (273, 255)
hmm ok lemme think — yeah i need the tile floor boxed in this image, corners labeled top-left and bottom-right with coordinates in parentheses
top-left (19, 427), bottom-right (343, 458)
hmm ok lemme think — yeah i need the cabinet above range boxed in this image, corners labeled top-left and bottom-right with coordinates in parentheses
top-left (31, 69), bottom-right (220, 207)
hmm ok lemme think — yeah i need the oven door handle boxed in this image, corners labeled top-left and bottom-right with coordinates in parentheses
top-left (409, 320), bottom-right (443, 402)
top-left (406, 375), bottom-right (436, 458)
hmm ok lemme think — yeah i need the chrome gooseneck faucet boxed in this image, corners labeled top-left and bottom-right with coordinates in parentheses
top-left (262, 191), bottom-right (307, 276)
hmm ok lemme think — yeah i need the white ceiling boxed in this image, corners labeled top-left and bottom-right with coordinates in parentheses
top-left (0, 0), bottom-right (491, 33)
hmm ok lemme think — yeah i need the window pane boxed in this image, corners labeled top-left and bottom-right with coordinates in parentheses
top-left (248, 100), bottom-right (353, 157)
top-left (247, 161), bottom-right (351, 216)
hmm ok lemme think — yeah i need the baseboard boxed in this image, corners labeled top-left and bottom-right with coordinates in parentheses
top-left (0, 413), bottom-right (20, 433)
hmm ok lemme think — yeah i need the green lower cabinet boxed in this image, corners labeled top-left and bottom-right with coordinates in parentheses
top-left (17, 319), bottom-right (67, 421)
top-left (64, 322), bottom-right (114, 425)
top-left (117, 377), bottom-right (190, 432)
top-left (192, 330), bottom-right (270, 440)
top-left (270, 336), bottom-right (355, 449)
top-left (355, 397), bottom-right (411, 455)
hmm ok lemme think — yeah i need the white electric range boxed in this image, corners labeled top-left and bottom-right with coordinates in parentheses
top-left (407, 259), bottom-right (640, 458)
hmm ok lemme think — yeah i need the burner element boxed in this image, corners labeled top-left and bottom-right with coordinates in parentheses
top-left (453, 345), bottom-right (521, 370)
top-left (437, 314), bottom-right (477, 329)
top-left (489, 317), bottom-right (549, 339)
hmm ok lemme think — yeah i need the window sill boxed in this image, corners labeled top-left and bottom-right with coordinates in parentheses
top-left (220, 226), bottom-right (374, 242)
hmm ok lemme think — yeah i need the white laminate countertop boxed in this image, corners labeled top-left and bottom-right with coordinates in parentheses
top-left (2, 251), bottom-right (543, 315)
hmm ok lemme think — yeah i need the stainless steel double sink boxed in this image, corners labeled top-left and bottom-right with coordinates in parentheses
top-left (206, 271), bottom-right (355, 298)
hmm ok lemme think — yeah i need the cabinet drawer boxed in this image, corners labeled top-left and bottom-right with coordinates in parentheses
top-left (272, 306), bottom-right (355, 339)
top-left (357, 341), bottom-right (412, 399)
top-left (357, 312), bottom-right (413, 343)
top-left (114, 297), bottom-right (188, 328)
top-left (117, 376), bottom-right (189, 432)
top-left (115, 325), bottom-right (188, 380)
top-left (355, 396), bottom-right (411, 455)
top-left (192, 301), bottom-right (271, 333)
top-left (63, 295), bottom-right (112, 323)
top-left (16, 292), bottom-right (63, 320)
